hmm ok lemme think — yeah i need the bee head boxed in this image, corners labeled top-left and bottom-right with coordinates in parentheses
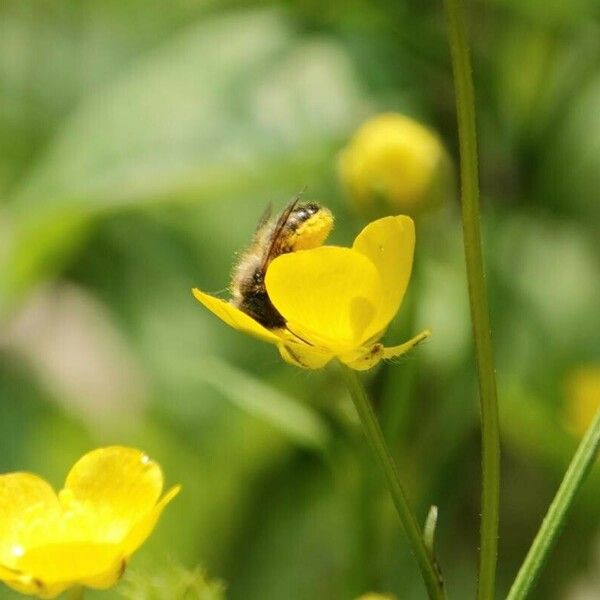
top-left (289, 203), bottom-right (334, 251)
top-left (293, 202), bottom-right (320, 221)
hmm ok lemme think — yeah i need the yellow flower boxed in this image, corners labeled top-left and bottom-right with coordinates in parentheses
top-left (563, 365), bottom-right (600, 438)
top-left (338, 113), bottom-right (452, 216)
top-left (356, 595), bottom-right (396, 600)
top-left (193, 215), bottom-right (429, 370)
top-left (0, 447), bottom-right (180, 599)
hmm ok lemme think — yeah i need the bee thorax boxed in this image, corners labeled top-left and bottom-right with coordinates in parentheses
top-left (229, 198), bottom-right (333, 329)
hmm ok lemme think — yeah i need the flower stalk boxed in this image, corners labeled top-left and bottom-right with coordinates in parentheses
top-left (339, 364), bottom-right (446, 600)
top-left (442, 0), bottom-right (501, 598)
top-left (507, 406), bottom-right (600, 599)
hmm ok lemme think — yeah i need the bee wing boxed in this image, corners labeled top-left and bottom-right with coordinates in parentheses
top-left (255, 202), bottom-right (273, 233)
top-left (261, 189), bottom-right (306, 269)
top-left (244, 203), bottom-right (275, 254)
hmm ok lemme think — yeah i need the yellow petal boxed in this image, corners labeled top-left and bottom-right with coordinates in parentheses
top-left (340, 344), bottom-right (385, 371)
top-left (340, 329), bottom-right (430, 371)
top-left (120, 485), bottom-right (180, 556)
top-left (192, 288), bottom-right (281, 344)
top-left (352, 216), bottom-right (415, 341)
top-left (382, 329), bottom-right (431, 360)
top-left (0, 473), bottom-right (59, 570)
top-left (4, 576), bottom-right (63, 599)
top-left (63, 447), bottom-right (163, 544)
top-left (277, 343), bottom-right (333, 369)
top-left (0, 565), bottom-right (17, 581)
top-left (13, 542), bottom-right (122, 597)
top-left (80, 554), bottom-right (126, 589)
top-left (266, 247), bottom-right (382, 348)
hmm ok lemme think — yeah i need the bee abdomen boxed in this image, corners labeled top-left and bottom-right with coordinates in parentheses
top-left (238, 291), bottom-right (286, 329)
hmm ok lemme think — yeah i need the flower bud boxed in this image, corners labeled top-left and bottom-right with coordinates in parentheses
top-left (338, 113), bottom-right (452, 217)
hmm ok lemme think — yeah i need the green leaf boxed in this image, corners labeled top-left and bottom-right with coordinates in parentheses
top-left (0, 9), bottom-right (367, 310)
top-left (196, 356), bottom-right (330, 451)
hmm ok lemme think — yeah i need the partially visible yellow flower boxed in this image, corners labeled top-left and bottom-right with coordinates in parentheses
top-left (122, 562), bottom-right (225, 600)
top-left (193, 215), bottom-right (429, 371)
top-left (0, 447), bottom-right (180, 599)
top-left (356, 594), bottom-right (396, 600)
top-left (338, 113), bottom-right (452, 216)
top-left (563, 365), bottom-right (600, 437)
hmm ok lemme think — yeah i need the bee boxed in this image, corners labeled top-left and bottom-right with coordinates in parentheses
top-left (230, 193), bottom-right (334, 329)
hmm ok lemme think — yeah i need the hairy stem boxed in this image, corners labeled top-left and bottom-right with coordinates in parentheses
top-left (442, 0), bottom-right (501, 598)
top-left (339, 364), bottom-right (446, 600)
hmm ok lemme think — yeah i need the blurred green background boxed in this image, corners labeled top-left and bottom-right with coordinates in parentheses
top-left (0, 0), bottom-right (599, 598)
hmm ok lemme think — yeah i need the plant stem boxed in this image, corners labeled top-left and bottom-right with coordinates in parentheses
top-left (507, 407), bottom-right (600, 599)
top-left (339, 364), bottom-right (446, 600)
top-left (442, 0), bottom-right (501, 598)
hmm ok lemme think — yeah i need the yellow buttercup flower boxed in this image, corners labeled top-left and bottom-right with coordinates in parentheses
top-left (193, 215), bottom-right (429, 370)
top-left (338, 113), bottom-right (452, 216)
top-left (0, 447), bottom-right (180, 599)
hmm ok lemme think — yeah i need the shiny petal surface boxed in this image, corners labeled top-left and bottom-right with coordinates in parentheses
top-left (266, 247), bottom-right (382, 348)
top-left (192, 288), bottom-right (281, 344)
top-left (14, 542), bottom-right (122, 595)
top-left (382, 329), bottom-right (431, 360)
top-left (63, 447), bottom-right (163, 545)
top-left (352, 216), bottom-right (415, 342)
top-left (0, 474), bottom-right (59, 570)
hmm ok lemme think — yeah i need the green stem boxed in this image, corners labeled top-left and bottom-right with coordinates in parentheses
top-left (507, 407), bottom-right (600, 599)
top-left (66, 586), bottom-right (85, 600)
top-left (442, 1), bottom-right (501, 598)
top-left (339, 364), bottom-right (446, 600)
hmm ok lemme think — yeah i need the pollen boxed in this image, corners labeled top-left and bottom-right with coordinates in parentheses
top-left (290, 208), bottom-right (334, 251)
